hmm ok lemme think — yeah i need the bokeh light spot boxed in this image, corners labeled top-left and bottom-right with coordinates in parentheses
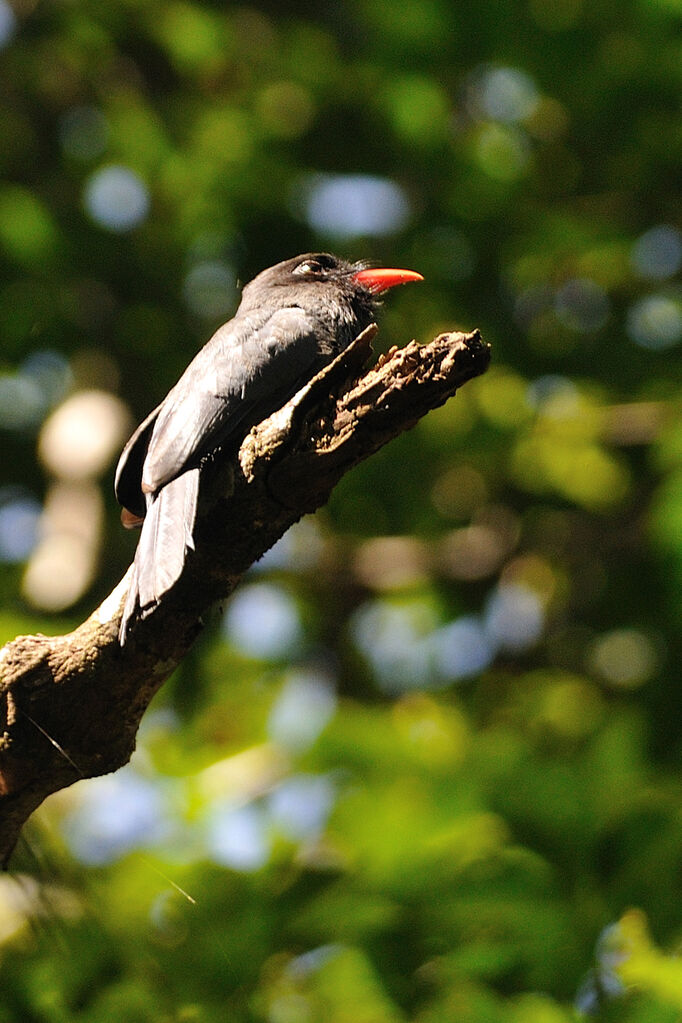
top-left (476, 66), bottom-right (540, 123)
top-left (0, 491), bottom-right (41, 563)
top-left (627, 294), bottom-right (682, 350)
top-left (206, 802), bottom-right (269, 871)
top-left (268, 774), bottom-right (335, 841)
top-left (527, 375), bottom-right (579, 413)
top-left (21, 350), bottom-right (73, 409)
top-left (440, 524), bottom-right (510, 581)
top-left (39, 390), bottom-right (131, 479)
top-left (254, 520), bottom-right (324, 573)
top-left (0, 0), bottom-right (16, 48)
top-left (431, 464), bottom-right (488, 521)
top-left (475, 368), bottom-right (533, 428)
top-left (64, 768), bottom-right (169, 865)
top-left (433, 617), bottom-right (494, 681)
top-left (555, 278), bottom-right (610, 332)
top-left (268, 670), bottom-right (337, 751)
top-left (297, 174), bottom-right (410, 239)
top-left (631, 225), bottom-right (682, 281)
top-left (475, 124), bottom-right (530, 181)
top-left (351, 598), bottom-right (438, 693)
top-left (21, 481), bottom-right (102, 611)
top-left (354, 536), bottom-right (428, 590)
top-left (223, 583), bottom-right (302, 660)
top-left (155, 1), bottom-right (228, 72)
top-left (256, 81), bottom-right (315, 138)
top-left (382, 75), bottom-right (451, 145)
top-left (589, 629), bottom-right (658, 688)
top-left (484, 583), bottom-right (545, 653)
top-left (183, 260), bottom-right (237, 320)
top-left (514, 284), bottom-right (553, 332)
top-left (84, 165), bottom-right (150, 232)
top-left (535, 676), bottom-right (604, 740)
top-left (0, 186), bottom-right (58, 264)
top-left (0, 372), bottom-right (45, 429)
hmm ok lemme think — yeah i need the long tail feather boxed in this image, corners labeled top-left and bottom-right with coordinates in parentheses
top-left (119, 468), bottom-right (200, 644)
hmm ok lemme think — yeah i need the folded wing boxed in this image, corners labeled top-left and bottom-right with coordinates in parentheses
top-left (117, 305), bottom-right (325, 642)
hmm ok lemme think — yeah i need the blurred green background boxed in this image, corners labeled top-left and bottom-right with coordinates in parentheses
top-left (2, 0), bottom-right (682, 1019)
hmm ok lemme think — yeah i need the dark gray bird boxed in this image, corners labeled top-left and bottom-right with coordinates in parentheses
top-left (115, 252), bottom-right (423, 643)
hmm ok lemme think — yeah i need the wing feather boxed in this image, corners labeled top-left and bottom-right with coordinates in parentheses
top-left (118, 468), bottom-right (200, 643)
top-left (141, 307), bottom-right (322, 494)
top-left (114, 402), bottom-right (162, 518)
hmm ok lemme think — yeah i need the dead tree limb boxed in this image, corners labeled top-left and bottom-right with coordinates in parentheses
top-left (0, 327), bottom-right (490, 866)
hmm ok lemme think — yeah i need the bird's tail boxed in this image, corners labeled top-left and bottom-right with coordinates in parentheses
top-left (119, 468), bottom-right (200, 644)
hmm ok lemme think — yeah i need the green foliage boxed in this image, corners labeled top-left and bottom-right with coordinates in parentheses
top-left (2, 0), bottom-right (682, 1019)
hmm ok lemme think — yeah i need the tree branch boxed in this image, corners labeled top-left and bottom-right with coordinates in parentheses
top-left (0, 327), bottom-right (490, 866)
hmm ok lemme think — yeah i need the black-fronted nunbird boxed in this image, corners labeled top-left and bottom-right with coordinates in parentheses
top-left (115, 252), bottom-right (423, 643)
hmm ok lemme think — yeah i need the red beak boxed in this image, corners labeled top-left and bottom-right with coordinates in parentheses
top-left (352, 267), bottom-right (424, 294)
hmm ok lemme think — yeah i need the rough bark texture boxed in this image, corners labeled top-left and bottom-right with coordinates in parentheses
top-left (0, 327), bottom-right (490, 866)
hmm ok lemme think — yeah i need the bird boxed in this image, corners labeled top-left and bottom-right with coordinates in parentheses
top-left (115, 252), bottom-right (423, 643)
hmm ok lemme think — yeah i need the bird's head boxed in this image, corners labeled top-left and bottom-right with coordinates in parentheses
top-left (241, 252), bottom-right (422, 307)
top-left (239, 252), bottom-right (423, 347)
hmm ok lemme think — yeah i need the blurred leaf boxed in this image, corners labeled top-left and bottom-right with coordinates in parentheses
top-left (0, 186), bottom-right (59, 267)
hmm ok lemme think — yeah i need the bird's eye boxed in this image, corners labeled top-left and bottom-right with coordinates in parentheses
top-left (294, 260), bottom-right (321, 276)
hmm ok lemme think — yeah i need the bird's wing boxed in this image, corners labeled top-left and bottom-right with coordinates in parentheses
top-left (114, 401), bottom-right (163, 518)
top-left (119, 467), bottom-right (201, 643)
top-left (141, 306), bottom-right (323, 494)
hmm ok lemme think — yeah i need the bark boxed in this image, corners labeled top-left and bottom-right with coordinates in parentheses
top-left (0, 326), bottom-right (490, 866)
